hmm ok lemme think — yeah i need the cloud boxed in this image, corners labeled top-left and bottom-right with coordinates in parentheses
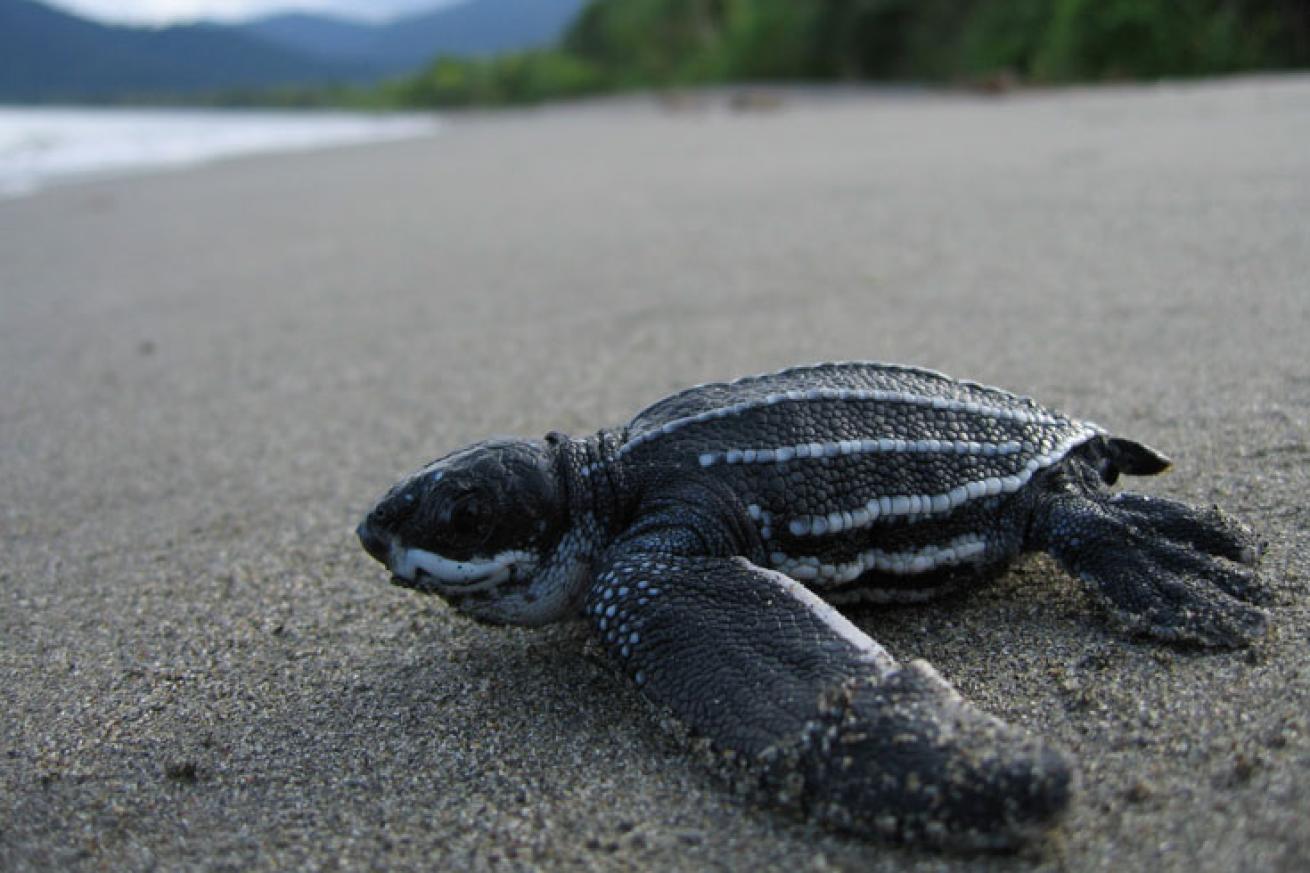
top-left (45, 0), bottom-right (454, 25)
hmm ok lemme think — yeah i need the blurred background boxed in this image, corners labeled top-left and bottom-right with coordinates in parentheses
top-left (3, 0), bottom-right (1308, 193)
top-left (5, 0), bottom-right (1310, 102)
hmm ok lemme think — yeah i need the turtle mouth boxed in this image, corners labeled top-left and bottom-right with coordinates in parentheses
top-left (388, 545), bottom-right (538, 595)
top-left (399, 565), bottom-right (504, 594)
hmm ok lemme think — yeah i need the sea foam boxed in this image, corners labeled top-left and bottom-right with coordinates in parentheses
top-left (0, 107), bottom-right (439, 198)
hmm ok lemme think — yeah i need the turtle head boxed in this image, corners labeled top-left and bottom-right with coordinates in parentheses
top-left (357, 437), bottom-right (584, 626)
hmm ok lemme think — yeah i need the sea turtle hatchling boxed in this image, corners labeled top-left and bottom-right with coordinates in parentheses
top-left (356, 362), bottom-right (1268, 847)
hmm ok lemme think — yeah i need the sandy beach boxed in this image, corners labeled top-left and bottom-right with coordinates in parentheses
top-left (2, 76), bottom-right (1308, 872)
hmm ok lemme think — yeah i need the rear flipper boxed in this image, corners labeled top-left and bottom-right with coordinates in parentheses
top-left (1107, 492), bottom-right (1266, 571)
top-left (1032, 472), bottom-right (1269, 646)
top-left (589, 546), bottom-right (1072, 848)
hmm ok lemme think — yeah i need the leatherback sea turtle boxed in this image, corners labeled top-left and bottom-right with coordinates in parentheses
top-left (357, 362), bottom-right (1267, 847)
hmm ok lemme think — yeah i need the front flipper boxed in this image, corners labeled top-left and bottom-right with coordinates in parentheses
top-left (1031, 472), bottom-right (1270, 646)
top-left (588, 550), bottom-right (1072, 847)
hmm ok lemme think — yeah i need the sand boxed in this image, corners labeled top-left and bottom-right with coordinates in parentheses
top-left (2, 76), bottom-right (1308, 872)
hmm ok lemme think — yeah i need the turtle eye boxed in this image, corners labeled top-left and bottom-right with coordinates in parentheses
top-left (441, 492), bottom-right (490, 540)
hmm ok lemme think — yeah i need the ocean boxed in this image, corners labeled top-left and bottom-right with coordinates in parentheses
top-left (0, 106), bottom-right (440, 198)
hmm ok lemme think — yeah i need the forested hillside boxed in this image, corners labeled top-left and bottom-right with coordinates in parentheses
top-left (386, 0), bottom-right (1310, 106)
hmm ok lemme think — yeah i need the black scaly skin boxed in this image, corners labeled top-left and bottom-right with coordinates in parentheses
top-left (358, 362), bottom-right (1268, 848)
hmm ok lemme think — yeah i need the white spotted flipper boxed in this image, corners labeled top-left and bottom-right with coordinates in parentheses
top-left (586, 545), bottom-right (1073, 846)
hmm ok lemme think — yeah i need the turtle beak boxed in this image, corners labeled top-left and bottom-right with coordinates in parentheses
top-left (356, 521), bottom-right (391, 566)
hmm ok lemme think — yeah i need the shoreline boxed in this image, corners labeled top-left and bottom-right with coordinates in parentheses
top-left (0, 105), bottom-right (441, 199)
top-left (6, 72), bottom-right (1306, 200)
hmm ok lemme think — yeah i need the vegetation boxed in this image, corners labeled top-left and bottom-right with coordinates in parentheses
top-left (381, 0), bottom-right (1309, 107)
top-left (382, 51), bottom-right (606, 107)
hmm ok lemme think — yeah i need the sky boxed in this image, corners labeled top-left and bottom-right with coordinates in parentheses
top-left (44, 0), bottom-right (457, 25)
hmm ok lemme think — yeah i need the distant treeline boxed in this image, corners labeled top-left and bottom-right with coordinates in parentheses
top-left (366, 0), bottom-right (1309, 107)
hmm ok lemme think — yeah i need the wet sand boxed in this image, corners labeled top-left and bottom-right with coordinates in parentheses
top-left (2, 76), bottom-right (1308, 872)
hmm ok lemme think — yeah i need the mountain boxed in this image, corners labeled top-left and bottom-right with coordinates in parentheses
top-left (0, 0), bottom-right (368, 101)
top-left (245, 0), bottom-right (588, 75)
top-left (0, 0), bottom-right (587, 102)
top-left (242, 12), bottom-right (379, 62)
